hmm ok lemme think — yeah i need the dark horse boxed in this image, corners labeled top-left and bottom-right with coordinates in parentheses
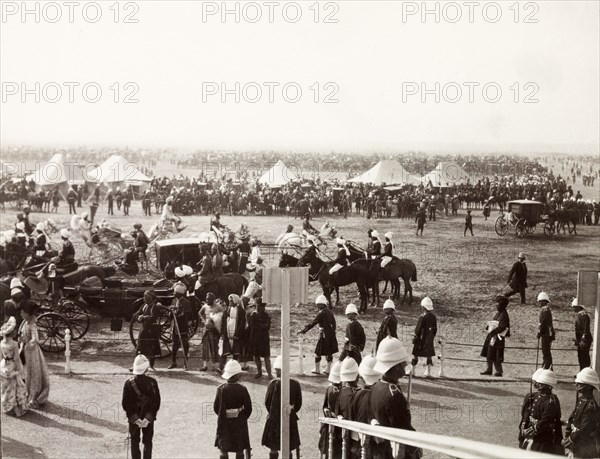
top-left (194, 275), bottom-right (246, 303)
top-left (377, 258), bottom-right (418, 304)
top-left (298, 249), bottom-right (378, 312)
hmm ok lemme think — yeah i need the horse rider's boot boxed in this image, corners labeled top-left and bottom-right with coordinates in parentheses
top-left (423, 364), bottom-right (432, 378)
top-left (311, 361), bottom-right (321, 375)
top-left (254, 357), bottom-right (263, 378)
top-left (264, 357), bottom-right (273, 379)
top-left (324, 361), bottom-right (331, 375)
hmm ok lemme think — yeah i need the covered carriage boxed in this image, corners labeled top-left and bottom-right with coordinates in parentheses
top-left (494, 200), bottom-right (555, 238)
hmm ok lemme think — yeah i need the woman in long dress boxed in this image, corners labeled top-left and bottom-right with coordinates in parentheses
top-left (1, 316), bottom-right (28, 416)
top-left (19, 302), bottom-right (50, 408)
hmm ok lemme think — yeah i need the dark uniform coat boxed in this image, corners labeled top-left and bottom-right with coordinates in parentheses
top-left (412, 311), bottom-right (437, 358)
top-left (480, 308), bottom-right (510, 363)
top-left (318, 384), bottom-right (342, 457)
top-left (247, 309), bottom-right (271, 357)
top-left (574, 310), bottom-right (592, 350)
top-left (528, 392), bottom-right (563, 454)
top-left (335, 385), bottom-right (361, 458)
top-left (369, 378), bottom-right (418, 459)
top-left (213, 382), bottom-right (253, 452)
top-left (376, 314), bottom-right (398, 351)
top-left (261, 378), bottom-right (302, 451)
top-left (342, 320), bottom-right (365, 364)
top-left (236, 240), bottom-right (250, 274)
top-left (369, 239), bottom-right (382, 258)
top-left (133, 301), bottom-right (162, 358)
top-left (122, 374), bottom-right (161, 423)
top-left (58, 240), bottom-right (75, 266)
top-left (565, 394), bottom-right (600, 458)
top-left (301, 307), bottom-right (338, 356)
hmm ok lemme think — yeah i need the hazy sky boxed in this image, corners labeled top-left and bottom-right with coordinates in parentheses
top-left (1, 1), bottom-right (599, 153)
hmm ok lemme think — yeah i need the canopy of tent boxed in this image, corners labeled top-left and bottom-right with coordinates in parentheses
top-left (258, 160), bottom-right (297, 188)
top-left (26, 153), bottom-right (88, 188)
top-left (421, 162), bottom-right (471, 186)
top-left (347, 160), bottom-right (422, 186)
top-left (86, 155), bottom-right (151, 184)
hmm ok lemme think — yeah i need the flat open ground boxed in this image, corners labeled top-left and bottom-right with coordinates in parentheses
top-left (1, 165), bottom-right (600, 458)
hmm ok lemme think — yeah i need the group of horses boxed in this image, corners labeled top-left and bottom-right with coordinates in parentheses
top-left (279, 240), bottom-right (417, 312)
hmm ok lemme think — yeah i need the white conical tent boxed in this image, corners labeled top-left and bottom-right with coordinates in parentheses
top-left (258, 160), bottom-right (297, 188)
top-left (421, 162), bottom-right (471, 186)
top-left (347, 160), bottom-right (422, 186)
top-left (26, 153), bottom-right (70, 186)
top-left (86, 155), bottom-right (151, 184)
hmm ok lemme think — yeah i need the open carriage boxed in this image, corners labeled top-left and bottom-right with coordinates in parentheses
top-left (494, 200), bottom-right (555, 238)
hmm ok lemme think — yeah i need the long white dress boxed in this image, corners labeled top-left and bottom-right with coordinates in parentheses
top-left (0, 338), bottom-right (28, 416)
top-left (19, 320), bottom-right (50, 408)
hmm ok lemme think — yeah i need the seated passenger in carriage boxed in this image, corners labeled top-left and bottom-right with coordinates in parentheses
top-left (132, 223), bottom-right (150, 259)
top-left (14, 222), bottom-right (29, 248)
top-left (328, 238), bottom-right (350, 280)
top-left (116, 247), bottom-right (140, 275)
top-left (249, 238), bottom-right (261, 266)
top-left (32, 223), bottom-right (49, 257)
top-left (161, 196), bottom-right (186, 232)
top-left (51, 229), bottom-right (76, 270)
top-left (379, 232), bottom-right (394, 268)
top-left (209, 212), bottom-right (225, 239)
top-left (302, 213), bottom-right (319, 236)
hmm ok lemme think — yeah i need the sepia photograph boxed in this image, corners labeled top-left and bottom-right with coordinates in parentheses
top-left (1, 1), bottom-right (599, 458)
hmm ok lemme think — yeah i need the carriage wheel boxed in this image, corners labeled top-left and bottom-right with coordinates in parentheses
top-left (37, 312), bottom-right (71, 353)
top-left (494, 215), bottom-right (509, 236)
top-left (105, 240), bottom-right (125, 263)
top-left (56, 298), bottom-right (91, 340)
top-left (515, 219), bottom-right (528, 238)
top-left (543, 222), bottom-right (555, 237)
top-left (88, 244), bottom-right (106, 264)
top-left (129, 303), bottom-right (174, 358)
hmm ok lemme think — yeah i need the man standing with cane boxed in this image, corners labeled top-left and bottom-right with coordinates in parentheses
top-left (122, 355), bottom-right (161, 459)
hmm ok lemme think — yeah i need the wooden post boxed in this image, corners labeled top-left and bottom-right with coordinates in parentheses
top-left (593, 273), bottom-right (600, 371)
top-left (281, 269), bottom-right (291, 459)
top-left (298, 334), bottom-right (305, 375)
top-left (64, 329), bottom-right (71, 374)
top-left (437, 338), bottom-right (445, 378)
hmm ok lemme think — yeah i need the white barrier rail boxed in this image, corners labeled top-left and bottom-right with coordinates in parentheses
top-left (319, 417), bottom-right (557, 459)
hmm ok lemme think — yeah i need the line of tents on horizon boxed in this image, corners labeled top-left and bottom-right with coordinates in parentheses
top-left (6, 154), bottom-right (474, 197)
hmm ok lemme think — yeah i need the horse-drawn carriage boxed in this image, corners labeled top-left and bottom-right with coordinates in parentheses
top-left (494, 199), bottom-right (559, 238)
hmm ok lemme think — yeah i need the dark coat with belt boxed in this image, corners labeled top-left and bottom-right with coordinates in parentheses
top-left (412, 311), bottom-right (437, 358)
top-left (574, 311), bottom-right (592, 350)
top-left (375, 314), bottom-right (398, 351)
top-left (133, 301), bottom-right (162, 358)
top-left (247, 309), bottom-right (271, 357)
top-left (214, 382), bottom-right (252, 452)
top-left (318, 384), bottom-right (341, 456)
top-left (343, 320), bottom-right (365, 363)
top-left (261, 378), bottom-right (302, 450)
top-left (508, 261), bottom-right (527, 290)
top-left (122, 374), bottom-right (161, 424)
top-left (481, 308), bottom-right (510, 362)
top-left (528, 392), bottom-right (563, 454)
top-left (566, 395), bottom-right (600, 458)
top-left (369, 378), bottom-right (417, 459)
top-left (301, 307), bottom-right (338, 356)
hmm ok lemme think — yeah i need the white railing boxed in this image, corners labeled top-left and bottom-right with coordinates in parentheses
top-left (319, 417), bottom-right (557, 459)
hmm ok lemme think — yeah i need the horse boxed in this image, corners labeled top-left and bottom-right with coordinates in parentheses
top-left (378, 258), bottom-right (418, 304)
top-left (194, 275), bottom-right (245, 303)
top-left (298, 249), bottom-right (378, 311)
